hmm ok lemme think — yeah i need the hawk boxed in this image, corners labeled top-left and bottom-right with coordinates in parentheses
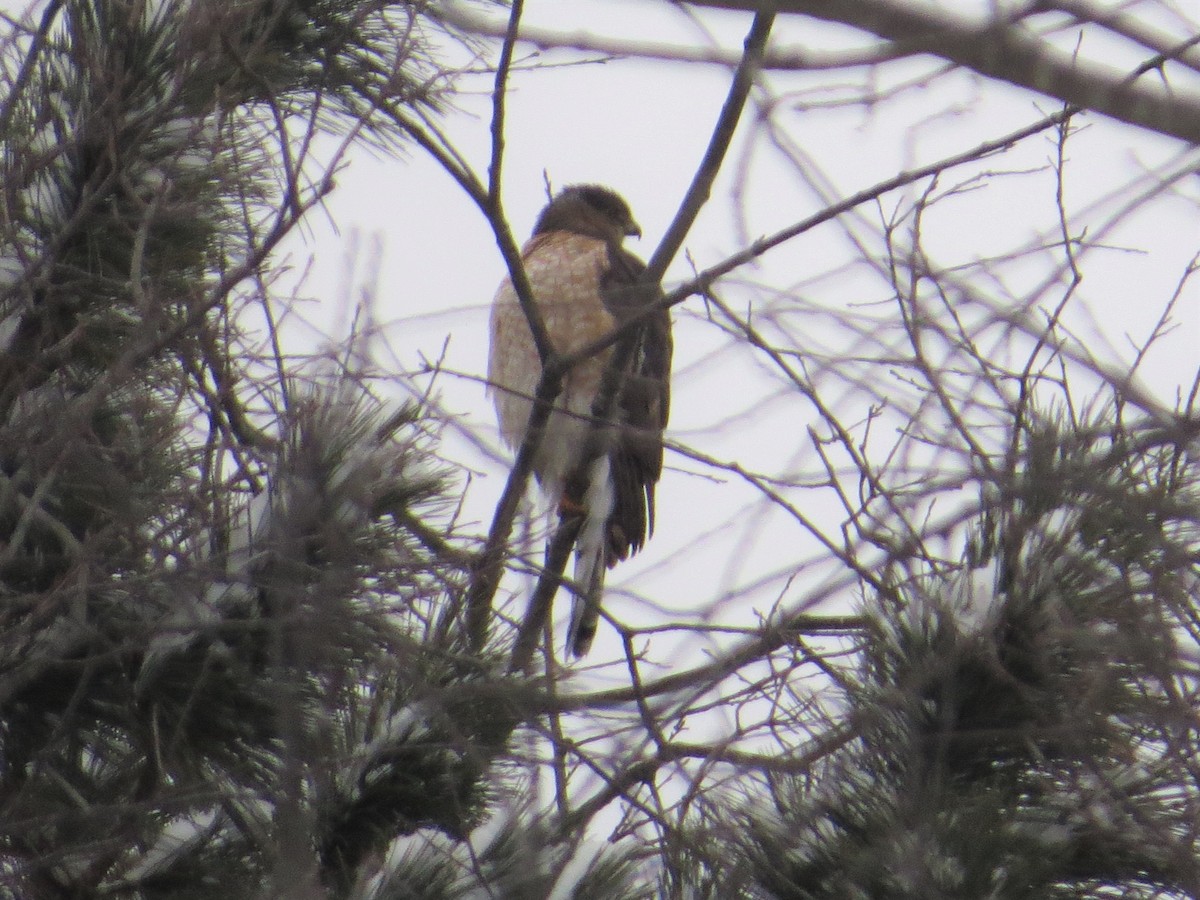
top-left (488, 185), bottom-right (672, 657)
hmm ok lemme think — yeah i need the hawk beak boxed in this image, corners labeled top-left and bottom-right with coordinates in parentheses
top-left (626, 219), bottom-right (642, 239)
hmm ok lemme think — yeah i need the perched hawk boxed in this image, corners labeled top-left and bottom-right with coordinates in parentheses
top-left (488, 185), bottom-right (672, 657)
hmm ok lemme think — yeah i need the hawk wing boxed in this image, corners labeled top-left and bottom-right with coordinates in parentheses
top-left (591, 245), bottom-right (671, 561)
top-left (564, 245), bottom-right (671, 656)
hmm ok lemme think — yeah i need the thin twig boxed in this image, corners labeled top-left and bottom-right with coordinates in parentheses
top-left (559, 107), bottom-right (1076, 375)
top-left (0, 0), bottom-right (65, 139)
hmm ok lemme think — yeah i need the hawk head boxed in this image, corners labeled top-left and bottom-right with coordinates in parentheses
top-left (532, 184), bottom-right (642, 245)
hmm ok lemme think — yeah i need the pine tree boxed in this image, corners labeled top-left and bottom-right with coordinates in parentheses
top-left (6, 3), bottom-right (1200, 899)
top-left (677, 406), bottom-right (1200, 898)
top-left (0, 2), bottom-right (643, 896)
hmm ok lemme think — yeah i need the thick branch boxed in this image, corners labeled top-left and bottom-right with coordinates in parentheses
top-left (437, 1), bottom-right (908, 69)
top-left (380, 101), bottom-right (565, 655)
top-left (686, 0), bottom-right (1200, 145)
top-left (464, 362), bottom-right (564, 652)
top-left (487, 0), bottom-right (522, 201)
top-left (508, 513), bottom-right (582, 674)
top-left (645, 11), bottom-right (774, 282)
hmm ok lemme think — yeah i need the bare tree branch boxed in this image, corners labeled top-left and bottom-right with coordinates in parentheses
top-left (645, 11), bottom-right (774, 282)
top-left (684, 0), bottom-right (1200, 144)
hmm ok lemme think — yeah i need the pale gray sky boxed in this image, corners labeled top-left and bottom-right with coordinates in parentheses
top-left (281, 0), bottom-right (1200, 666)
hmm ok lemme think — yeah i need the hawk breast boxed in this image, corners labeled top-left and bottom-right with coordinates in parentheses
top-left (488, 232), bottom-right (617, 495)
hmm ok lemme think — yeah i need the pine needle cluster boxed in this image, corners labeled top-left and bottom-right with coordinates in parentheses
top-left (0, 2), bottom-right (644, 896)
top-left (681, 409), bottom-right (1200, 899)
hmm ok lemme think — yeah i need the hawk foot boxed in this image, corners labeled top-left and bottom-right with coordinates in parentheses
top-left (557, 494), bottom-right (586, 519)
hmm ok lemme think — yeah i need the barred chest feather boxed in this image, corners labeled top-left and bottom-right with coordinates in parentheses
top-left (487, 232), bottom-right (618, 499)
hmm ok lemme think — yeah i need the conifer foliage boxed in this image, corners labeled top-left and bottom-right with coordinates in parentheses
top-left (678, 411), bottom-right (1200, 899)
top-left (5, 2), bottom-right (1200, 899)
top-left (0, 2), bottom-right (572, 896)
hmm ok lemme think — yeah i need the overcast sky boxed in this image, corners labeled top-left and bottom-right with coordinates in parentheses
top-left (0, 0), bottom-right (1195, 675)
top-left (278, 0), bottom-right (1200, 667)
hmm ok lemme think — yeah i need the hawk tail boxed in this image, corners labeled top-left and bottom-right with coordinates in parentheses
top-left (567, 456), bottom-right (614, 657)
top-left (567, 559), bottom-right (604, 657)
